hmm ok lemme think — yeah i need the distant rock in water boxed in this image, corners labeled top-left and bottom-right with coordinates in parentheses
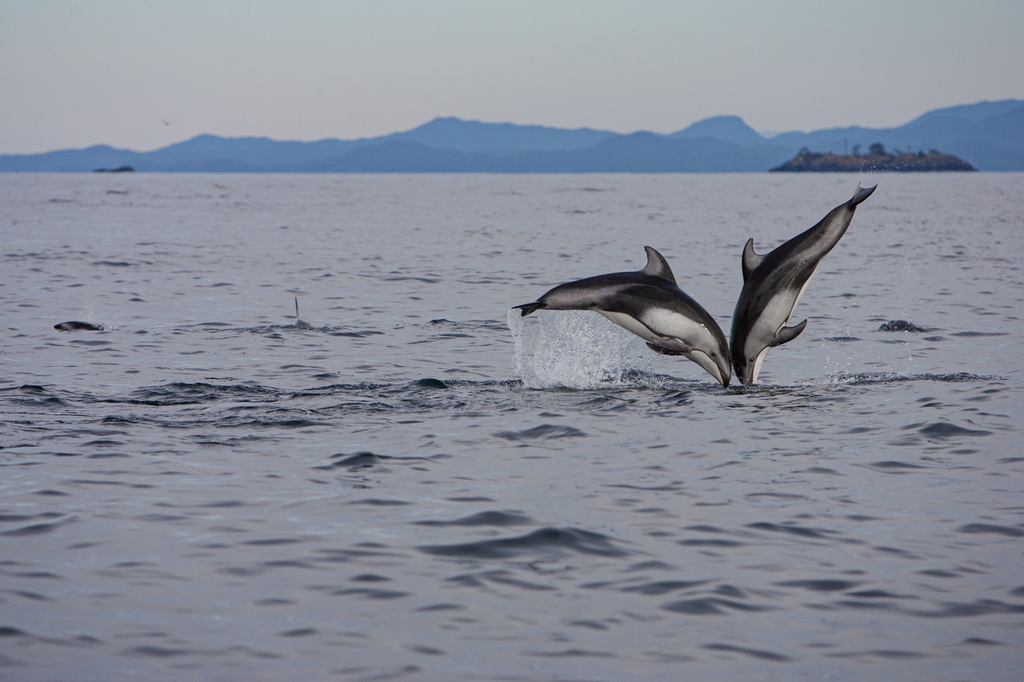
top-left (93, 165), bottom-right (135, 173)
top-left (878, 320), bottom-right (928, 332)
top-left (54, 321), bottom-right (104, 331)
top-left (771, 143), bottom-right (975, 172)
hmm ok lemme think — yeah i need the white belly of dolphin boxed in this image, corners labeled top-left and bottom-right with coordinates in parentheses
top-left (744, 268), bottom-right (818, 384)
top-left (598, 311), bottom-right (663, 344)
top-left (598, 310), bottom-right (692, 353)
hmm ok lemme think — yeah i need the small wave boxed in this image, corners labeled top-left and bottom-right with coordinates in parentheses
top-left (493, 424), bottom-right (587, 441)
top-left (831, 372), bottom-right (999, 385)
top-left (957, 523), bottom-right (1024, 537)
top-left (312, 451), bottom-right (438, 471)
top-left (746, 522), bottom-right (841, 540)
top-left (0, 515), bottom-right (77, 537)
top-left (701, 643), bottom-right (792, 661)
top-left (776, 579), bottom-right (862, 592)
top-left (414, 511), bottom-right (535, 527)
top-left (917, 422), bottom-right (991, 438)
top-left (949, 331), bottom-right (1009, 338)
top-left (662, 597), bottom-right (774, 615)
top-left (114, 382), bottom-right (281, 406)
top-left (0, 384), bottom-right (68, 407)
top-left (419, 527), bottom-right (631, 560)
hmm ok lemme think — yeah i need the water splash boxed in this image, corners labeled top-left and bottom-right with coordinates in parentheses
top-left (507, 309), bottom-right (653, 389)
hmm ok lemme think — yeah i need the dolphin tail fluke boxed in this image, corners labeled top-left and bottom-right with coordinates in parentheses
top-left (850, 184), bottom-right (877, 207)
top-left (513, 302), bottom-right (544, 317)
top-left (770, 319), bottom-right (808, 347)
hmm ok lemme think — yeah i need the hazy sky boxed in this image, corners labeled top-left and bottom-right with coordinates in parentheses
top-left (2, 0), bottom-right (1022, 153)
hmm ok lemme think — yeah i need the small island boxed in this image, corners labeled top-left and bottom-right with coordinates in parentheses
top-left (92, 165), bottom-right (135, 173)
top-left (770, 143), bottom-right (976, 172)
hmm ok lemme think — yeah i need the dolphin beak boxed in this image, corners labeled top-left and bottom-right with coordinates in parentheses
top-left (688, 349), bottom-right (731, 388)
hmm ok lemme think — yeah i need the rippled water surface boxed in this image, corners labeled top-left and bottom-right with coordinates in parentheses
top-left (2, 173), bottom-right (1023, 681)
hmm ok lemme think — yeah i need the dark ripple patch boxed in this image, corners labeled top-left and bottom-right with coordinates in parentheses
top-left (279, 628), bottom-right (318, 637)
top-left (0, 384), bottom-right (68, 407)
top-left (831, 598), bottom-right (1024, 618)
top-left (419, 527), bottom-right (629, 560)
top-left (776, 579), bottom-right (862, 592)
top-left (447, 569), bottom-right (555, 591)
top-left (493, 424), bottom-right (587, 441)
top-left (620, 580), bottom-right (710, 595)
top-left (114, 381), bottom-right (281, 406)
top-left (312, 451), bottom-right (437, 471)
top-left (663, 598), bottom-right (773, 615)
top-left (322, 587), bottom-right (411, 600)
top-left (917, 422), bottom-right (991, 438)
top-left (957, 523), bottom-right (1024, 537)
top-left (702, 643), bottom-right (792, 662)
top-left (327, 329), bottom-right (386, 338)
top-left (124, 645), bottom-right (190, 658)
top-left (834, 372), bottom-right (996, 386)
top-left (950, 330), bottom-right (1008, 337)
top-left (527, 648), bottom-right (614, 658)
top-left (827, 649), bottom-right (925, 659)
top-left (414, 511), bottom-right (535, 527)
top-left (865, 460), bottom-right (928, 473)
top-left (746, 522), bottom-right (840, 540)
top-left (0, 516), bottom-right (76, 537)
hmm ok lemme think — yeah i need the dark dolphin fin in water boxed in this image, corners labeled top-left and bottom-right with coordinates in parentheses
top-left (55, 321), bottom-right (103, 331)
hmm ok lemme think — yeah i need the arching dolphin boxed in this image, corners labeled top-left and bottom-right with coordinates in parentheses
top-left (513, 246), bottom-right (731, 387)
top-left (730, 184), bottom-right (877, 384)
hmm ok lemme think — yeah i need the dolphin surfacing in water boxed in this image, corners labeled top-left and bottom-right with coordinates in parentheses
top-left (730, 184), bottom-right (877, 384)
top-left (513, 246), bottom-right (731, 387)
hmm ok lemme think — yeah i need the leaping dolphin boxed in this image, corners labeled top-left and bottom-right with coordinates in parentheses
top-left (730, 184), bottom-right (877, 384)
top-left (513, 246), bottom-right (731, 387)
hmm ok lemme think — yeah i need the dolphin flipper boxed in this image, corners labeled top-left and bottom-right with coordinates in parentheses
top-left (770, 319), bottom-right (807, 348)
top-left (646, 342), bottom-right (689, 356)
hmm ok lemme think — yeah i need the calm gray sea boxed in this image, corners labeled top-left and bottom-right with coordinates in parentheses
top-left (1, 173), bottom-right (1022, 682)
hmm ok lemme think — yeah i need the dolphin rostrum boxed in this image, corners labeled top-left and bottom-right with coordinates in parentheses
top-left (730, 184), bottom-right (877, 384)
top-left (513, 246), bottom-right (731, 387)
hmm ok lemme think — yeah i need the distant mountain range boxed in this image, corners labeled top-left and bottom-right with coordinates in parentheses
top-left (3, 99), bottom-right (1022, 172)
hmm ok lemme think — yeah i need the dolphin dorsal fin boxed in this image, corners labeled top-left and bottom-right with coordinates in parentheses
top-left (640, 246), bottom-right (676, 283)
top-left (741, 238), bottom-right (764, 281)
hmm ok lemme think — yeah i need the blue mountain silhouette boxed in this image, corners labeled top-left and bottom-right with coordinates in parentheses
top-left (2, 99), bottom-right (1021, 172)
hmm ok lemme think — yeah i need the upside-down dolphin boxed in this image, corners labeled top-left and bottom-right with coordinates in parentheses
top-left (730, 184), bottom-right (877, 384)
top-left (513, 246), bottom-right (731, 387)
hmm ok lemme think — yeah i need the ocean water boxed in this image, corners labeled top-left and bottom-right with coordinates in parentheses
top-left (1, 172), bottom-right (1022, 682)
